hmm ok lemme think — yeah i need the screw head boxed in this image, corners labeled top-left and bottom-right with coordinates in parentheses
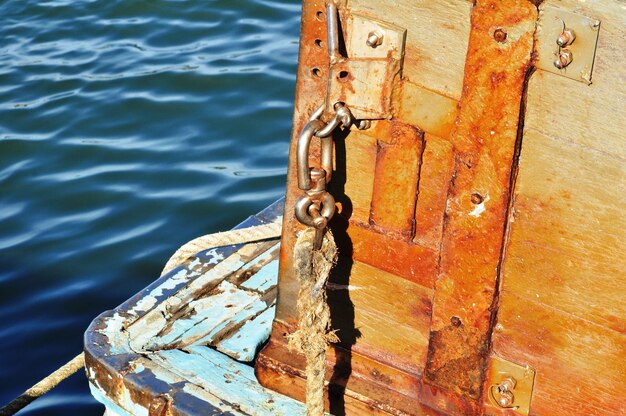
top-left (554, 49), bottom-right (573, 69)
top-left (366, 30), bottom-right (384, 48)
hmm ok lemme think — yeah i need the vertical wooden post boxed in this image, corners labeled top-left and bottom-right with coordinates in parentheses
top-left (420, 0), bottom-right (538, 413)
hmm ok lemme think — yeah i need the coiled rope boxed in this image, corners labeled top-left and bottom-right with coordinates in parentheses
top-left (0, 220), bottom-right (282, 416)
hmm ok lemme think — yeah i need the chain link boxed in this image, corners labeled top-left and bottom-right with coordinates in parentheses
top-left (294, 103), bottom-right (354, 249)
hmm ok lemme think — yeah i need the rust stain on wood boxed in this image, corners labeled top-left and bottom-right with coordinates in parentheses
top-left (421, 0), bottom-right (538, 413)
top-left (370, 120), bottom-right (424, 238)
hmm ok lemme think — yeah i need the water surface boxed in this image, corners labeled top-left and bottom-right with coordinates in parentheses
top-left (0, 1), bottom-right (300, 414)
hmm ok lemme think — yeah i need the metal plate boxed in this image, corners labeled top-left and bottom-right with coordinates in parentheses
top-left (536, 6), bottom-right (600, 84)
top-left (325, 14), bottom-right (406, 119)
top-left (484, 355), bottom-right (536, 416)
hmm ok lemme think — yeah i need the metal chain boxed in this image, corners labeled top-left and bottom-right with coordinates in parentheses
top-left (294, 103), bottom-right (353, 249)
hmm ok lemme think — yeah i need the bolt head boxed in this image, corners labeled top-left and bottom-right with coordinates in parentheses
top-left (554, 49), bottom-right (573, 69)
top-left (556, 29), bottom-right (576, 47)
top-left (498, 395), bottom-right (513, 407)
top-left (366, 30), bottom-right (384, 48)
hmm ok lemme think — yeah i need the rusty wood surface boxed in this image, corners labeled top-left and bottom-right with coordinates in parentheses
top-left (412, 134), bottom-right (455, 250)
top-left (260, 0), bottom-right (470, 413)
top-left (492, 292), bottom-right (626, 415)
top-left (488, 1), bottom-right (626, 414)
top-left (257, 321), bottom-right (444, 416)
top-left (349, 0), bottom-right (472, 101)
top-left (421, 0), bottom-right (538, 414)
top-left (369, 121), bottom-right (424, 238)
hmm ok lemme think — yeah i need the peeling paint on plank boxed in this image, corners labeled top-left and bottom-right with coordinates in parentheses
top-left (240, 259), bottom-right (279, 294)
top-left (144, 281), bottom-right (263, 350)
top-left (152, 348), bottom-right (308, 415)
top-left (191, 298), bottom-right (269, 348)
top-left (216, 306), bottom-right (276, 362)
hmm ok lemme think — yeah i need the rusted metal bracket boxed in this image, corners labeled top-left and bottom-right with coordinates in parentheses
top-left (535, 6), bottom-right (601, 85)
top-left (484, 356), bottom-right (535, 416)
top-left (325, 12), bottom-right (406, 120)
top-left (420, 0), bottom-right (538, 414)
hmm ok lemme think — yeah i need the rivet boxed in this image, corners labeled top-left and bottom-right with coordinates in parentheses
top-left (556, 29), bottom-right (576, 47)
top-left (366, 30), bottom-right (384, 48)
top-left (554, 49), bottom-right (573, 69)
top-left (493, 28), bottom-right (507, 43)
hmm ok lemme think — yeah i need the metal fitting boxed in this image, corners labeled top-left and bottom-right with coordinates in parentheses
top-left (490, 377), bottom-right (517, 409)
top-left (366, 30), bottom-right (384, 48)
top-left (554, 49), bottom-right (573, 69)
top-left (556, 29), bottom-right (576, 47)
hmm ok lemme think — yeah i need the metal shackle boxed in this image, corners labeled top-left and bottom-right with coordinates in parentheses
top-left (294, 191), bottom-right (336, 229)
top-left (296, 119), bottom-right (333, 190)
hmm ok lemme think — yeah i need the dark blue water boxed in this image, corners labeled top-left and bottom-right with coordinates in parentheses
top-left (0, 1), bottom-right (300, 414)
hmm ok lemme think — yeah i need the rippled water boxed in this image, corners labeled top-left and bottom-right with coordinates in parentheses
top-left (0, 1), bottom-right (300, 414)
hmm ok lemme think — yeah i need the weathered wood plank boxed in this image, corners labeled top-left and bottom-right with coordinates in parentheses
top-left (422, 1), bottom-right (537, 413)
top-left (341, 129), bottom-right (377, 225)
top-left (397, 81), bottom-right (459, 140)
top-left (349, 0), bottom-right (471, 100)
top-left (153, 348), bottom-right (309, 415)
top-left (413, 134), bottom-right (455, 249)
top-left (336, 260), bottom-right (433, 374)
top-left (228, 242), bottom-right (280, 286)
top-left (370, 121), bottom-right (424, 237)
top-left (491, 292), bottom-right (626, 415)
top-left (257, 331), bottom-right (442, 416)
top-left (216, 306), bottom-right (276, 362)
top-left (155, 281), bottom-right (263, 349)
top-left (191, 299), bottom-right (269, 348)
top-left (504, 128), bottom-right (626, 333)
top-left (126, 242), bottom-right (268, 352)
top-left (240, 259), bottom-right (279, 294)
top-left (526, 0), bottom-right (626, 158)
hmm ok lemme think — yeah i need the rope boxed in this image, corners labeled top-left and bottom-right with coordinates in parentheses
top-left (161, 221), bottom-right (283, 276)
top-left (0, 221), bottom-right (282, 415)
top-left (288, 228), bottom-right (338, 416)
top-left (0, 353), bottom-right (85, 416)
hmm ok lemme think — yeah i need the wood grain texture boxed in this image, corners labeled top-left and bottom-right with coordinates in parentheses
top-left (342, 130), bottom-right (377, 225)
top-left (339, 261), bottom-right (433, 374)
top-left (348, 225), bottom-right (439, 289)
top-left (349, 0), bottom-right (471, 100)
top-left (527, 0), bottom-right (626, 158)
top-left (257, 322), bottom-right (444, 416)
top-left (488, 3), bottom-right (626, 414)
top-left (503, 129), bottom-right (626, 334)
top-left (491, 292), bottom-right (626, 415)
top-left (422, 1), bottom-right (538, 413)
top-left (397, 81), bottom-right (459, 140)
